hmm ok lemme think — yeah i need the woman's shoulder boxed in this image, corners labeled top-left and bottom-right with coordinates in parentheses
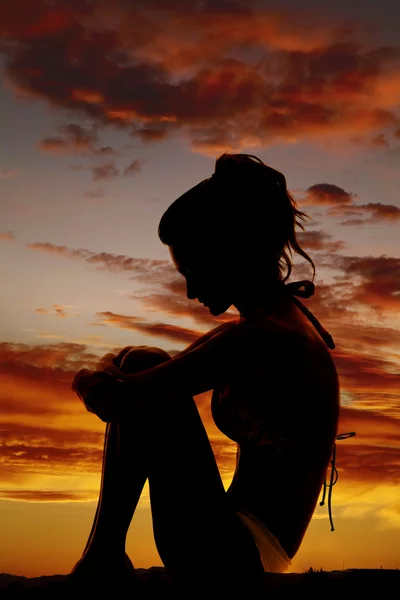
top-left (180, 319), bottom-right (241, 356)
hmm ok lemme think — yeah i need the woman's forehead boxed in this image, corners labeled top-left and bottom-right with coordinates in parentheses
top-left (169, 243), bottom-right (210, 271)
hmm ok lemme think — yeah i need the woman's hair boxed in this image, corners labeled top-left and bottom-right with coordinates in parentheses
top-left (158, 153), bottom-right (315, 283)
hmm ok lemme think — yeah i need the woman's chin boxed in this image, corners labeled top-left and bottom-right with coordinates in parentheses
top-left (206, 300), bottom-right (231, 316)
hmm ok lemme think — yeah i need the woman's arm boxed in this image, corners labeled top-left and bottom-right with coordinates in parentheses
top-left (120, 318), bottom-right (263, 415)
top-left (178, 319), bottom-right (240, 356)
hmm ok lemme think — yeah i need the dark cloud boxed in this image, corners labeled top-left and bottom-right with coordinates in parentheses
top-left (25, 239), bottom-right (400, 329)
top-left (297, 230), bottom-right (346, 252)
top-left (122, 159), bottom-right (143, 176)
top-left (1, 1), bottom-right (400, 152)
top-left (324, 254), bottom-right (400, 312)
top-left (37, 123), bottom-right (115, 156)
top-left (0, 442), bottom-right (103, 476)
top-left (26, 241), bottom-right (175, 278)
top-left (91, 162), bottom-right (120, 181)
top-left (330, 202), bottom-right (400, 225)
top-left (332, 442), bottom-right (400, 484)
top-left (343, 202), bottom-right (400, 223)
top-left (0, 421), bottom-right (104, 487)
top-left (83, 188), bottom-right (105, 199)
top-left (300, 183), bottom-right (399, 225)
top-left (333, 349), bottom-right (400, 399)
top-left (0, 167), bottom-right (19, 178)
top-left (304, 184), bottom-right (356, 206)
top-left (371, 133), bottom-right (389, 147)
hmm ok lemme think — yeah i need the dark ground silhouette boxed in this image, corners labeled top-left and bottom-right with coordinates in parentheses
top-left (0, 568), bottom-right (398, 598)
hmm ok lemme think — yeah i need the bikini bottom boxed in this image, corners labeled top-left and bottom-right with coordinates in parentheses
top-left (236, 510), bottom-right (291, 573)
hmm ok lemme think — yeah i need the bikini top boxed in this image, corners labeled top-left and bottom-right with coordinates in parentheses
top-left (281, 279), bottom-right (335, 349)
top-left (280, 279), bottom-right (357, 532)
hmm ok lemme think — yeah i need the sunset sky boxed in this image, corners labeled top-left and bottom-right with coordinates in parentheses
top-left (0, 0), bottom-right (399, 578)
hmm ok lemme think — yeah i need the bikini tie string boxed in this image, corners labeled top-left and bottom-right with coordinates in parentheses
top-left (283, 280), bottom-right (336, 350)
top-left (320, 432), bottom-right (356, 531)
top-left (282, 281), bottom-right (355, 531)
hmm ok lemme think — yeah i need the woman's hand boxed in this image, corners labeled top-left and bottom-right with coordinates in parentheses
top-left (71, 367), bottom-right (127, 422)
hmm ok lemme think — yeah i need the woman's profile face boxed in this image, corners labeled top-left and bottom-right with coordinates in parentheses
top-left (169, 243), bottom-right (234, 316)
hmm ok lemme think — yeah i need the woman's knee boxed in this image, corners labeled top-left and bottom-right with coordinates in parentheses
top-left (119, 346), bottom-right (171, 374)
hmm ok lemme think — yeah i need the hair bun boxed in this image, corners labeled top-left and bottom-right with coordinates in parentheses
top-left (214, 153), bottom-right (287, 192)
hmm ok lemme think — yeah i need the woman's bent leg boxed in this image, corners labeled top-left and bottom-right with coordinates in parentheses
top-left (82, 347), bottom-right (135, 555)
top-left (69, 347), bottom-right (167, 585)
top-left (112, 354), bottom-right (264, 595)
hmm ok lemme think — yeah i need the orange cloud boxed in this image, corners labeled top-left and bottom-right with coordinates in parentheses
top-left (0, 231), bottom-right (15, 241)
top-left (35, 304), bottom-right (69, 318)
top-left (0, 490), bottom-right (97, 502)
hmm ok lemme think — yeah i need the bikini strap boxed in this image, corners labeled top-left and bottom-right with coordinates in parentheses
top-left (283, 279), bottom-right (335, 350)
top-left (283, 281), bottom-right (357, 531)
top-left (319, 432), bottom-right (356, 531)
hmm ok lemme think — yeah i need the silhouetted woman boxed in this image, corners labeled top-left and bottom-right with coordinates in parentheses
top-left (69, 154), bottom-right (340, 596)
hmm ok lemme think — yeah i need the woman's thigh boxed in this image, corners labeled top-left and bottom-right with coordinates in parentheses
top-left (117, 346), bottom-right (264, 588)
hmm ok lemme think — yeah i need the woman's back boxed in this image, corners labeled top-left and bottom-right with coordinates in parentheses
top-left (211, 299), bottom-right (340, 558)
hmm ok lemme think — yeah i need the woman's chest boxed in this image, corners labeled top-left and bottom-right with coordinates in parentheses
top-left (210, 336), bottom-right (338, 446)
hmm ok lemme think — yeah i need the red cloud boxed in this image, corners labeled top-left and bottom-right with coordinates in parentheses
top-left (303, 184), bottom-right (356, 206)
top-left (297, 230), bottom-right (346, 252)
top-left (371, 133), bottom-right (389, 147)
top-left (300, 184), bottom-right (399, 225)
top-left (323, 254), bottom-right (400, 313)
top-left (342, 202), bottom-right (400, 223)
top-left (1, 2), bottom-right (400, 153)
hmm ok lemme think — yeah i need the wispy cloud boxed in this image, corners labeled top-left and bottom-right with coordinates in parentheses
top-left (37, 123), bottom-right (115, 156)
top-left (122, 159), bottom-right (144, 176)
top-left (0, 231), bottom-right (15, 241)
top-left (300, 183), bottom-right (400, 225)
top-left (35, 304), bottom-right (69, 318)
top-left (91, 162), bottom-right (120, 181)
top-left (0, 167), bottom-right (19, 179)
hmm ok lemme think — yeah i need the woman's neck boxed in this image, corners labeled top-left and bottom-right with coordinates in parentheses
top-left (233, 280), bottom-right (293, 321)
